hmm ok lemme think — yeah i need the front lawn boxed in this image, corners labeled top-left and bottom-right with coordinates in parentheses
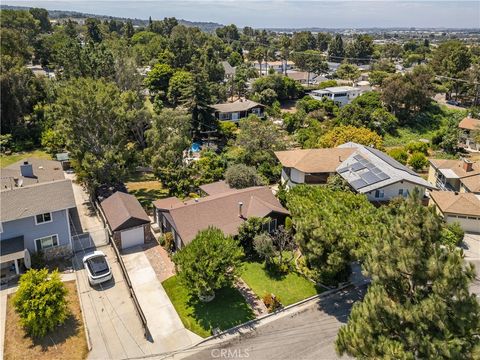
top-left (241, 261), bottom-right (322, 306)
top-left (125, 172), bottom-right (169, 212)
top-left (162, 275), bottom-right (255, 338)
top-left (0, 149), bottom-right (51, 168)
top-left (4, 281), bottom-right (88, 360)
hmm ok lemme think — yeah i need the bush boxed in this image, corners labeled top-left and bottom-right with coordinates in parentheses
top-left (237, 217), bottom-right (269, 256)
top-left (30, 251), bottom-right (46, 269)
top-left (13, 269), bottom-right (69, 337)
top-left (388, 148), bottom-right (409, 165)
top-left (262, 293), bottom-right (282, 313)
top-left (440, 222), bottom-right (464, 249)
top-left (225, 164), bottom-right (265, 189)
top-left (405, 141), bottom-right (429, 155)
top-left (164, 232), bottom-right (174, 251)
top-left (253, 233), bottom-right (275, 262)
top-left (408, 152), bottom-right (429, 171)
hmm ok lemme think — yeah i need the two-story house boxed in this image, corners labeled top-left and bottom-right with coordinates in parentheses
top-left (211, 99), bottom-right (265, 122)
top-left (310, 86), bottom-right (362, 107)
top-left (458, 116), bottom-right (480, 152)
top-left (275, 142), bottom-right (435, 202)
top-left (427, 158), bottom-right (480, 194)
top-left (0, 159), bottom-right (76, 280)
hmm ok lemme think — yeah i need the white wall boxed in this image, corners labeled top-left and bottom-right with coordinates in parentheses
top-left (281, 168), bottom-right (305, 189)
top-left (365, 181), bottom-right (426, 201)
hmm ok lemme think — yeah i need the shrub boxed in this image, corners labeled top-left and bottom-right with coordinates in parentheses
top-left (405, 141), bottom-right (429, 155)
top-left (254, 233), bottom-right (275, 263)
top-left (13, 269), bottom-right (69, 337)
top-left (237, 217), bottom-right (269, 256)
top-left (30, 251), bottom-right (46, 269)
top-left (225, 163), bottom-right (265, 189)
top-left (388, 148), bottom-right (409, 165)
top-left (262, 293), bottom-right (282, 313)
top-left (408, 152), bottom-right (429, 171)
top-left (164, 232), bottom-right (174, 251)
top-left (441, 222), bottom-right (464, 248)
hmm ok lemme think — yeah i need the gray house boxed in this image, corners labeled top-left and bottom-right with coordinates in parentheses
top-left (0, 159), bottom-right (76, 281)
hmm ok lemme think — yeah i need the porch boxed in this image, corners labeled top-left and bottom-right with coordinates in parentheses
top-left (0, 236), bottom-right (30, 284)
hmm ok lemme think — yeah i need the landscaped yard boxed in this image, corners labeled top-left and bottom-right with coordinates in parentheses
top-left (4, 281), bottom-right (88, 360)
top-left (125, 172), bottom-right (169, 212)
top-left (240, 261), bottom-right (322, 306)
top-left (162, 275), bottom-right (255, 338)
top-left (0, 149), bottom-right (51, 168)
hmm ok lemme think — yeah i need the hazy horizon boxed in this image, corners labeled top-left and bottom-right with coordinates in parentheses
top-left (3, 1), bottom-right (480, 29)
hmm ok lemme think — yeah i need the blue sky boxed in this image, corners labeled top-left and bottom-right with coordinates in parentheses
top-left (3, 1), bottom-right (480, 28)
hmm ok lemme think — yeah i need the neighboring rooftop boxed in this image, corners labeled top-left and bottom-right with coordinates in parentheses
top-left (429, 158), bottom-right (480, 178)
top-left (461, 174), bottom-right (480, 193)
top-left (154, 186), bottom-right (289, 245)
top-left (199, 180), bottom-right (232, 196)
top-left (337, 143), bottom-right (435, 193)
top-left (459, 117), bottom-right (480, 131)
top-left (312, 86), bottom-right (358, 94)
top-left (0, 179), bottom-right (76, 222)
top-left (211, 99), bottom-right (265, 113)
top-left (100, 191), bottom-right (150, 232)
top-left (0, 236), bottom-right (25, 263)
top-left (275, 148), bottom-right (355, 173)
top-left (430, 191), bottom-right (480, 217)
top-left (221, 61), bottom-right (236, 77)
top-left (1, 158), bottom-right (65, 189)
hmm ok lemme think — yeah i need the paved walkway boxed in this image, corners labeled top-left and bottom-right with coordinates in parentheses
top-left (235, 278), bottom-right (268, 317)
top-left (122, 248), bottom-right (202, 352)
top-left (462, 233), bottom-right (480, 296)
top-left (144, 243), bottom-right (176, 282)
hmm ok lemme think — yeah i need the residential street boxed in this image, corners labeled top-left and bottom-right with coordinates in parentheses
top-left (169, 286), bottom-right (366, 360)
top-left (463, 233), bottom-right (480, 297)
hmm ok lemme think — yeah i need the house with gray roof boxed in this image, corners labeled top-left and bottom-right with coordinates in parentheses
top-left (211, 98), bottom-right (265, 122)
top-left (0, 159), bottom-right (76, 281)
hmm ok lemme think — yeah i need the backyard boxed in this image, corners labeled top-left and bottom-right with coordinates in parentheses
top-left (3, 281), bottom-right (88, 360)
top-left (240, 260), bottom-right (323, 306)
top-left (0, 149), bottom-right (51, 168)
top-left (125, 172), bottom-right (168, 213)
top-left (162, 275), bottom-right (255, 338)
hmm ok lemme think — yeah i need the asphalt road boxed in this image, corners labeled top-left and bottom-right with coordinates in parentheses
top-left (182, 286), bottom-right (366, 360)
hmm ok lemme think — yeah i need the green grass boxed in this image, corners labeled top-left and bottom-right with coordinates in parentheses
top-left (240, 261), bottom-right (322, 306)
top-left (162, 275), bottom-right (255, 338)
top-left (0, 149), bottom-right (51, 168)
top-left (125, 172), bottom-right (169, 212)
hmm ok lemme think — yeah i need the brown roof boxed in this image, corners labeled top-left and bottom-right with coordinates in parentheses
top-left (101, 191), bottom-right (150, 232)
top-left (154, 186), bottom-right (289, 245)
top-left (461, 174), bottom-right (480, 193)
top-left (429, 159), bottom-right (480, 178)
top-left (211, 99), bottom-right (264, 113)
top-left (459, 117), bottom-right (480, 130)
top-left (1, 158), bottom-right (65, 189)
top-left (199, 180), bottom-right (232, 196)
top-left (430, 191), bottom-right (480, 217)
top-left (153, 196), bottom-right (183, 210)
top-left (275, 148), bottom-right (356, 173)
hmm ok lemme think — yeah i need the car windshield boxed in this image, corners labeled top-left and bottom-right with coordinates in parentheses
top-left (86, 256), bottom-right (109, 276)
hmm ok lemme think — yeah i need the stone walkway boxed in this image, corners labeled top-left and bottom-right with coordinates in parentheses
top-left (144, 243), bottom-right (176, 282)
top-left (235, 278), bottom-right (268, 317)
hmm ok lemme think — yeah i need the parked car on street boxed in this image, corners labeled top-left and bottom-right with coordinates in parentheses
top-left (82, 251), bottom-right (113, 285)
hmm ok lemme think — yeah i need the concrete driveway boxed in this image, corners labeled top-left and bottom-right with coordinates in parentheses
top-left (462, 233), bottom-right (480, 296)
top-left (122, 248), bottom-right (202, 352)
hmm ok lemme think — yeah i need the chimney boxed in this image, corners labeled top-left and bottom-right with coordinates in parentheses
top-left (238, 202), bottom-right (244, 218)
top-left (462, 158), bottom-right (473, 172)
top-left (20, 161), bottom-right (34, 178)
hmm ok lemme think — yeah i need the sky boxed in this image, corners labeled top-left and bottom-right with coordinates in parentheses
top-left (3, 1), bottom-right (480, 28)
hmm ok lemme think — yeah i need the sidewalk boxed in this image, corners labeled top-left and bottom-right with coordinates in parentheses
top-left (122, 248), bottom-right (202, 352)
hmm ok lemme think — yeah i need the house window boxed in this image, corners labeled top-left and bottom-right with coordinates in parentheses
top-left (374, 189), bottom-right (385, 199)
top-left (35, 212), bottom-right (52, 224)
top-left (262, 218), bottom-right (278, 233)
top-left (398, 189), bottom-right (404, 196)
top-left (35, 234), bottom-right (58, 251)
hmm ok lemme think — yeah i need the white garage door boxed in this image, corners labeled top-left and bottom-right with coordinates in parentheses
top-left (120, 226), bottom-right (144, 249)
top-left (446, 216), bottom-right (480, 233)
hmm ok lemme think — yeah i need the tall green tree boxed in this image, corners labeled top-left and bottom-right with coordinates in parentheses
top-left (328, 34), bottom-right (344, 61)
top-left (336, 193), bottom-right (480, 359)
top-left (173, 227), bottom-right (244, 300)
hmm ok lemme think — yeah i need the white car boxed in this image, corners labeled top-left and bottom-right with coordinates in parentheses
top-left (82, 251), bottom-right (113, 286)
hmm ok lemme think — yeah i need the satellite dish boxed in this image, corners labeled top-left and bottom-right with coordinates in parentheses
top-left (24, 249), bottom-right (31, 269)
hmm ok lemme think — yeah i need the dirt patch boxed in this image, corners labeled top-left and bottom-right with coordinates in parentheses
top-left (4, 281), bottom-right (88, 360)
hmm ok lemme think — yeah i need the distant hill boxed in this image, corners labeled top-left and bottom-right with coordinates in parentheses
top-left (0, 5), bottom-right (223, 32)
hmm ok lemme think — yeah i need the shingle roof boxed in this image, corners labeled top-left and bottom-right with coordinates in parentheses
top-left (337, 143), bottom-right (435, 193)
top-left (429, 159), bottom-right (480, 178)
top-left (0, 236), bottom-right (25, 263)
top-left (100, 191), bottom-right (150, 232)
top-left (199, 180), bottom-right (232, 195)
top-left (211, 99), bottom-right (265, 113)
top-left (154, 186), bottom-right (289, 245)
top-left (221, 61), bottom-right (236, 76)
top-left (1, 158), bottom-right (65, 188)
top-left (430, 191), bottom-right (480, 217)
top-left (459, 117), bottom-right (480, 130)
top-left (460, 174), bottom-right (480, 193)
top-left (275, 148), bottom-right (355, 173)
top-left (0, 179), bottom-right (76, 222)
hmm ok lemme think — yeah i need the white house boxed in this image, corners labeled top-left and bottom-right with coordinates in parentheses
top-left (310, 86), bottom-right (361, 106)
top-left (275, 142), bottom-right (436, 202)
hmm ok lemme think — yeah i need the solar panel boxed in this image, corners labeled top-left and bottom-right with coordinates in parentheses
top-left (365, 146), bottom-right (418, 176)
top-left (360, 171), bottom-right (380, 185)
top-left (377, 172), bottom-right (390, 181)
top-left (350, 179), bottom-right (368, 190)
top-left (365, 162), bottom-right (376, 170)
top-left (353, 155), bottom-right (364, 161)
top-left (371, 166), bottom-right (383, 174)
top-left (351, 162), bottom-right (366, 171)
top-left (337, 166), bottom-right (349, 174)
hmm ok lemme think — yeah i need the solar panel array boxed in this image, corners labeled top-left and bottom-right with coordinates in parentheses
top-left (364, 146), bottom-right (418, 176)
top-left (338, 154), bottom-right (390, 190)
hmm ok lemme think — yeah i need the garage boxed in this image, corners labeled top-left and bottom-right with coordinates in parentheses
top-left (121, 226), bottom-right (145, 249)
top-left (100, 191), bottom-right (152, 250)
top-left (429, 191), bottom-right (480, 234)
